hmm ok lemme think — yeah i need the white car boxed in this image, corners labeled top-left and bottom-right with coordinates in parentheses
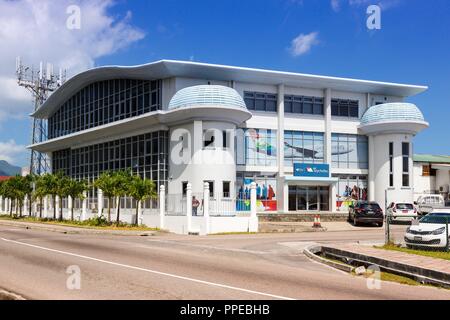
top-left (404, 209), bottom-right (450, 249)
top-left (386, 202), bottom-right (417, 222)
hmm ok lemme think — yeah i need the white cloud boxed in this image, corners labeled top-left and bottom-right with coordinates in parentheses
top-left (333, 0), bottom-right (402, 11)
top-left (331, 0), bottom-right (341, 12)
top-left (289, 32), bottom-right (320, 57)
top-left (0, 0), bottom-right (145, 122)
top-left (0, 140), bottom-right (26, 164)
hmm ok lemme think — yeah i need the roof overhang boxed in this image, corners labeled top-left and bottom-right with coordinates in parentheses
top-left (29, 105), bottom-right (252, 153)
top-left (283, 176), bottom-right (339, 186)
top-left (33, 60), bottom-right (428, 119)
top-left (358, 120), bottom-right (429, 135)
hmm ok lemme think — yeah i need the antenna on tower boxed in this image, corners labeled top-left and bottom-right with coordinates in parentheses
top-left (16, 57), bottom-right (67, 175)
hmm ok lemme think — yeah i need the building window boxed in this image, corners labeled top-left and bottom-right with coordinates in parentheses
top-left (402, 142), bottom-right (410, 187)
top-left (203, 130), bottom-right (215, 148)
top-left (223, 181), bottom-right (230, 198)
top-left (236, 128), bottom-right (277, 166)
top-left (49, 79), bottom-right (162, 139)
top-left (182, 181), bottom-right (188, 197)
top-left (204, 180), bottom-right (214, 198)
top-left (244, 92), bottom-right (277, 112)
top-left (389, 142), bottom-right (394, 187)
top-left (284, 131), bottom-right (324, 168)
top-left (331, 99), bottom-right (359, 118)
top-left (222, 130), bottom-right (229, 148)
top-left (284, 95), bottom-right (324, 115)
top-left (52, 131), bottom-right (168, 210)
top-left (331, 134), bottom-right (368, 169)
top-left (288, 186), bottom-right (329, 211)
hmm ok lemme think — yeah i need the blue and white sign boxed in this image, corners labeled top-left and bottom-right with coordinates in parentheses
top-left (294, 163), bottom-right (330, 178)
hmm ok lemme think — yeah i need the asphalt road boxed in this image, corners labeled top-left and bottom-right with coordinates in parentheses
top-left (0, 224), bottom-right (449, 300)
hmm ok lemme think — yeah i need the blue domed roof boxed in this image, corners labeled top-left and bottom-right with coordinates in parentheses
top-left (168, 85), bottom-right (246, 110)
top-left (361, 103), bottom-right (425, 125)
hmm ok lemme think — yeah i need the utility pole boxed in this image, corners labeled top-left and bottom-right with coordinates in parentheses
top-left (16, 57), bottom-right (66, 175)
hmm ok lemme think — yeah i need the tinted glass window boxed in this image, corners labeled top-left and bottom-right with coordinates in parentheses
top-left (396, 203), bottom-right (414, 210)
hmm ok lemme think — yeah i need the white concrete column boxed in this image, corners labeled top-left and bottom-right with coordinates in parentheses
top-left (159, 185), bottom-right (165, 229)
top-left (68, 195), bottom-right (73, 218)
top-left (22, 196), bottom-right (27, 216)
top-left (324, 88), bottom-right (332, 164)
top-left (0, 196), bottom-right (3, 213)
top-left (277, 84), bottom-right (285, 177)
top-left (82, 191), bottom-right (87, 221)
top-left (331, 184), bottom-right (337, 212)
top-left (186, 182), bottom-right (192, 234)
top-left (6, 198), bottom-right (11, 214)
top-left (249, 182), bottom-right (258, 232)
top-left (55, 196), bottom-right (60, 219)
top-left (276, 84), bottom-right (286, 214)
top-left (33, 200), bottom-right (37, 217)
top-left (137, 200), bottom-right (142, 226)
top-left (97, 188), bottom-right (103, 217)
top-left (43, 196), bottom-right (48, 218)
top-left (368, 135), bottom-right (375, 201)
top-left (250, 182), bottom-right (257, 218)
top-left (203, 182), bottom-right (210, 235)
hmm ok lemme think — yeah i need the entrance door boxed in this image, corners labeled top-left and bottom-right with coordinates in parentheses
top-left (307, 187), bottom-right (318, 210)
top-left (288, 185), bottom-right (330, 211)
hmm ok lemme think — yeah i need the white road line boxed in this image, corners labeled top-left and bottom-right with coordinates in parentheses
top-left (0, 237), bottom-right (295, 300)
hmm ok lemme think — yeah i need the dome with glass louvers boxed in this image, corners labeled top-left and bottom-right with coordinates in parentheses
top-left (359, 102), bottom-right (428, 135)
top-left (361, 103), bottom-right (425, 125)
top-left (168, 85), bottom-right (246, 110)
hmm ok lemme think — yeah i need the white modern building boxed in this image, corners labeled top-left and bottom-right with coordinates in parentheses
top-left (29, 60), bottom-right (430, 220)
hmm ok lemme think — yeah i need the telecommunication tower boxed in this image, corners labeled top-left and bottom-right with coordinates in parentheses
top-left (16, 57), bottom-right (66, 175)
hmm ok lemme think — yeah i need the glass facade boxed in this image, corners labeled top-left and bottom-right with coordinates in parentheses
top-left (243, 92), bottom-right (277, 112)
top-left (333, 174), bottom-right (368, 211)
top-left (237, 128), bottom-right (277, 166)
top-left (284, 131), bottom-right (324, 167)
top-left (331, 98), bottom-right (359, 118)
top-left (284, 95), bottom-right (324, 115)
top-left (49, 79), bottom-right (162, 139)
top-left (236, 172), bottom-right (277, 211)
top-left (52, 131), bottom-right (168, 208)
top-left (331, 134), bottom-right (368, 169)
top-left (288, 186), bottom-right (330, 211)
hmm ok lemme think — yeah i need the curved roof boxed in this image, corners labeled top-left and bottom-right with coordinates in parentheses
top-left (168, 85), bottom-right (246, 110)
top-left (33, 60), bottom-right (428, 119)
top-left (361, 103), bottom-right (425, 125)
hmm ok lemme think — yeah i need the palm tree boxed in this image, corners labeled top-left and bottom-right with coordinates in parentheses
top-left (64, 179), bottom-right (88, 221)
top-left (22, 174), bottom-right (34, 217)
top-left (128, 175), bottom-right (157, 225)
top-left (2, 179), bottom-right (15, 216)
top-left (93, 172), bottom-right (115, 222)
top-left (56, 174), bottom-right (71, 221)
top-left (34, 175), bottom-right (47, 218)
top-left (40, 173), bottom-right (60, 220)
top-left (112, 169), bottom-right (132, 225)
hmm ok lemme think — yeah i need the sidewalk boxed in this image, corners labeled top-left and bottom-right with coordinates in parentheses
top-left (0, 219), bottom-right (159, 236)
top-left (321, 243), bottom-right (450, 285)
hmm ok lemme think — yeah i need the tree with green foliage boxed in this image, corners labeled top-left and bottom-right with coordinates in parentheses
top-left (40, 173), bottom-right (61, 220)
top-left (93, 171), bottom-right (115, 222)
top-left (56, 174), bottom-right (71, 221)
top-left (128, 175), bottom-right (157, 225)
top-left (34, 175), bottom-right (48, 218)
top-left (22, 174), bottom-right (34, 217)
top-left (112, 169), bottom-right (133, 225)
top-left (63, 178), bottom-right (88, 221)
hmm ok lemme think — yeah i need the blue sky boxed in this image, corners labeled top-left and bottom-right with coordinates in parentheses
top-left (0, 0), bottom-right (449, 166)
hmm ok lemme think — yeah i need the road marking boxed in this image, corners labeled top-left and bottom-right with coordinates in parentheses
top-left (0, 237), bottom-right (295, 300)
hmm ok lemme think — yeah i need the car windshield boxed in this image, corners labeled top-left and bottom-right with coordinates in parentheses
top-left (360, 203), bottom-right (381, 210)
top-left (396, 203), bottom-right (414, 210)
top-left (420, 213), bottom-right (450, 224)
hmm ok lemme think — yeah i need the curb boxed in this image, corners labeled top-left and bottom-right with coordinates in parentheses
top-left (313, 245), bottom-right (450, 288)
top-left (303, 245), bottom-right (354, 273)
top-left (0, 220), bottom-right (158, 237)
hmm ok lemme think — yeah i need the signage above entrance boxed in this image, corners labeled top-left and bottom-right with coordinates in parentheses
top-left (294, 163), bottom-right (330, 178)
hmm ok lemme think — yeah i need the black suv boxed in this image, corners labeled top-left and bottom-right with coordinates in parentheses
top-left (348, 201), bottom-right (384, 227)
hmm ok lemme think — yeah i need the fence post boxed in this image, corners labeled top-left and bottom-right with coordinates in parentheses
top-left (204, 182), bottom-right (210, 235)
top-left (23, 196), bottom-right (27, 217)
top-left (186, 182), bottom-right (192, 234)
top-left (0, 196), bottom-right (3, 213)
top-left (68, 196), bottom-right (73, 219)
top-left (55, 196), bottom-right (60, 219)
top-left (43, 196), bottom-right (48, 218)
top-left (446, 218), bottom-right (449, 252)
top-left (82, 191), bottom-right (87, 221)
top-left (159, 185), bottom-right (165, 230)
top-left (97, 189), bottom-right (103, 218)
top-left (249, 182), bottom-right (258, 232)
